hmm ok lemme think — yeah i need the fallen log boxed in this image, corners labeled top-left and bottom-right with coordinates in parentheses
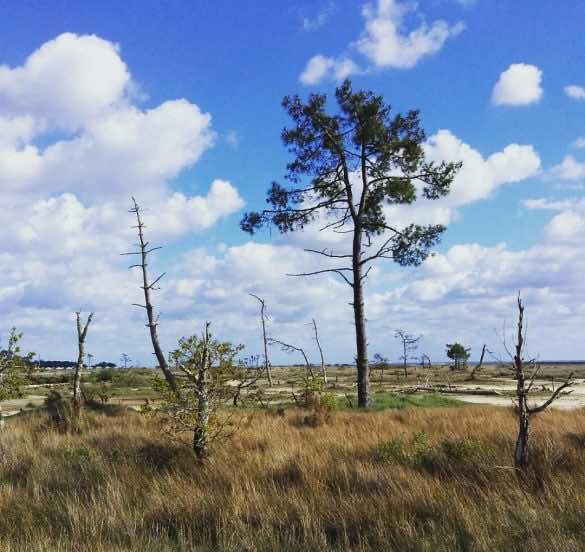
top-left (402, 386), bottom-right (504, 396)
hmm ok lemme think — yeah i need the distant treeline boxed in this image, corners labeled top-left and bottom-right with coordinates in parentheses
top-left (37, 360), bottom-right (117, 369)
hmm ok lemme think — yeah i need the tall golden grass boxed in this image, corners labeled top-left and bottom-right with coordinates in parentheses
top-left (0, 405), bottom-right (584, 551)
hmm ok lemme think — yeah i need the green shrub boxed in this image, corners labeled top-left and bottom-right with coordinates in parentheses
top-left (375, 438), bottom-right (410, 464)
top-left (318, 391), bottom-right (338, 413)
top-left (374, 432), bottom-right (440, 470)
top-left (440, 437), bottom-right (483, 463)
top-left (94, 367), bottom-right (116, 382)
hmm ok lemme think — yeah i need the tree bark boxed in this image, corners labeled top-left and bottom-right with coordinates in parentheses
top-left (352, 227), bottom-right (369, 408)
top-left (73, 312), bottom-right (93, 428)
top-left (312, 318), bottom-right (327, 384)
top-left (514, 397), bottom-right (530, 469)
top-left (250, 294), bottom-right (272, 386)
top-left (193, 323), bottom-right (211, 460)
top-left (259, 300), bottom-right (272, 386)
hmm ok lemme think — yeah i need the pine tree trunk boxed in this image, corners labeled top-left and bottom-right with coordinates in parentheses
top-left (352, 228), bottom-right (369, 408)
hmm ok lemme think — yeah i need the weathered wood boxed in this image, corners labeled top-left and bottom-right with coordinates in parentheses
top-left (403, 386), bottom-right (503, 396)
top-left (511, 294), bottom-right (574, 469)
top-left (193, 323), bottom-right (211, 460)
top-left (73, 311), bottom-right (93, 427)
top-left (126, 198), bottom-right (179, 396)
top-left (468, 344), bottom-right (487, 381)
top-left (311, 318), bottom-right (327, 384)
top-left (250, 294), bottom-right (272, 386)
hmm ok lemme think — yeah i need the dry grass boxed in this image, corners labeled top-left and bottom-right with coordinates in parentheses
top-left (1, 405), bottom-right (585, 551)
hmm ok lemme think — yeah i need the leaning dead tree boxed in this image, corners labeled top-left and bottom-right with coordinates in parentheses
top-left (73, 311), bottom-right (93, 424)
top-left (249, 293), bottom-right (272, 386)
top-left (468, 344), bottom-right (488, 381)
top-left (311, 318), bottom-right (327, 383)
top-left (508, 294), bottom-right (574, 470)
top-left (124, 198), bottom-right (179, 396)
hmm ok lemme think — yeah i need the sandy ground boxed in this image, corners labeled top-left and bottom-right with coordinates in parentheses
top-left (2, 378), bottom-right (584, 417)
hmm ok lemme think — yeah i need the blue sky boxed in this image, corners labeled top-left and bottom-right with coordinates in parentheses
top-left (1, 0), bottom-right (585, 364)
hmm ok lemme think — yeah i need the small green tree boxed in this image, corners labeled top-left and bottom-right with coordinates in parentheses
top-left (155, 324), bottom-right (254, 460)
top-left (446, 343), bottom-right (470, 371)
top-left (0, 328), bottom-right (35, 400)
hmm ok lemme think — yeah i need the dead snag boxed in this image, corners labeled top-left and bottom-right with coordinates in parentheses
top-left (468, 344), bottom-right (488, 381)
top-left (124, 197), bottom-right (179, 396)
top-left (73, 311), bottom-right (93, 425)
top-left (510, 294), bottom-right (574, 470)
top-left (311, 318), bottom-right (327, 384)
top-left (268, 338), bottom-right (313, 378)
top-left (394, 329), bottom-right (421, 378)
top-left (249, 293), bottom-right (273, 386)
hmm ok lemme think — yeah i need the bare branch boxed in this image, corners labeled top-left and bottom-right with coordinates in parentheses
top-left (528, 374), bottom-right (575, 415)
top-left (287, 267), bottom-right (354, 287)
top-left (268, 337), bottom-right (313, 377)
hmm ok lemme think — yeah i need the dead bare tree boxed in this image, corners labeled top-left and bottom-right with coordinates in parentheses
top-left (249, 293), bottom-right (272, 386)
top-left (268, 338), bottom-right (314, 377)
top-left (230, 356), bottom-right (263, 407)
top-left (508, 294), bottom-right (574, 470)
top-left (419, 353), bottom-right (433, 386)
top-left (124, 198), bottom-right (179, 396)
top-left (468, 344), bottom-right (488, 381)
top-left (310, 318), bottom-right (327, 383)
top-left (73, 311), bottom-right (93, 425)
top-left (373, 353), bottom-right (388, 383)
top-left (394, 329), bottom-right (421, 378)
top-left (120, 353), bottom-right (131, 369)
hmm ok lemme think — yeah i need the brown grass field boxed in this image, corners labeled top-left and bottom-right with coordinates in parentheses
top-left (1, 403), bottom-right (585, 551)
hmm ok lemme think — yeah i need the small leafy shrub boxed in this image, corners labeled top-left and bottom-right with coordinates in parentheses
top-left (440, 437), bottom-right (483, 463)
top-left (375, 438), bottom-right (410, 464)
top-left (291, 374), bottom-right (335, 427)
top-left (318, 391), bottom-right (338, 413)
top-left (94, 367), bottom-right (116, 383)
top-left (375, 432), bottom-right (440, 470)
top-left (375, 433), bottom-right (489, 475)
top-left (375, 432), bottom-right (433, 465)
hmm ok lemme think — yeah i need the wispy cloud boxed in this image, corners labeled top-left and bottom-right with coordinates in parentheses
top-left (565, 84), bottom-right (585, 101)
top-left (299, 0), bottom-right (464, 85)
top-left (302, 1), bottom-right (335, 31)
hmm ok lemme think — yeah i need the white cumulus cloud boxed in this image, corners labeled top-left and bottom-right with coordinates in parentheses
top-left (299, 55), bottom-right (359, 85)
top-left (0, 33), bottom-right (131, 131)
top-left (355, 0), bottom-right (464, 69)
top-left (299, 0), bottom-right (463, 85)
top-left (491, 63), bottom-right (543, 106)
top-left (565, 85), bottom-right (585, 101)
